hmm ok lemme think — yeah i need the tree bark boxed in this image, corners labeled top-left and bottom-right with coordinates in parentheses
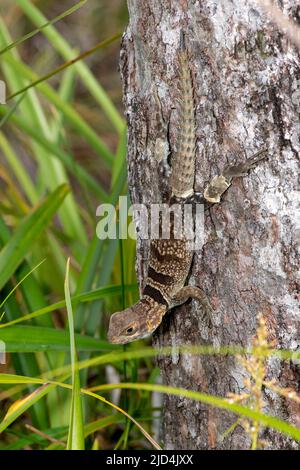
top-left (120, 0), bottom-right (300, 449)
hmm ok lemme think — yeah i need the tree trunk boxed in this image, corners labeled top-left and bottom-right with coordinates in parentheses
top-left (120, 0), bottom-right (300, 450)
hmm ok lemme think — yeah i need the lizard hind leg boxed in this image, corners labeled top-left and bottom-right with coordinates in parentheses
top-left (204, 147), bottom-right (268, 203)
top-left (223, 147), bottom-right (268, 179)
top-left (170, 285), bottom-right (212, 319)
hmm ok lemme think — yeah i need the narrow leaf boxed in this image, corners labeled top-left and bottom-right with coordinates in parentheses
top-left (90, 382), bottom-right (300, 443)
top-left (0, 1), bottom-right (87, 57)
top-left (0, 184), bottom-right (69, 290)
top-left (0, 384), bottom-right (51, 434)
top-left (65, 259), bottom-right (84, 450)
top-left (0, 325), bottom-right (116, 352)
top-left (7, 33), bottom-right (122, 104)
top-left (0, 283), bottom-right (138, 329)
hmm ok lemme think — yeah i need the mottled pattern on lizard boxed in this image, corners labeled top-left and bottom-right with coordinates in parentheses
top-left (170, 34), bottom-right (196, 199)
top-left (107, 33), bottom-right (267, 344)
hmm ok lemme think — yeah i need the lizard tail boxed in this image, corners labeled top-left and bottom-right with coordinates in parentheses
top-left (170, 32), bottom-right (196, 199)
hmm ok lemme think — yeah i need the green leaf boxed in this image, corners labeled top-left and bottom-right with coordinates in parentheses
top-left (90, 382), bottom-right (300, 444)
top-left (0, 93), bottom-right (25, 129)
top-left (0, 374), bottom-right (44, 385)
top-left (3, 54), bottom-right (114, 166)
top-left (0, 184), bottom-right (69, 291)
top-left (8, 34), bottom-right (122, 107)
top-left (0, 283), bottom-right (138, 328)
top-left (0, 374), bottom-right (160, 449)
top-left (0, 1), bottom-right (87, 57)
top-left (0, 325), bottom-right (116, 352)
top-left (0, 107), bottom-right (108, 201)
top-left (16, 0), bottom-right (124, 134)
top-left (65, 258), bottom-right (85, 450)
top-left (0, 259), bottom-right (45, 312)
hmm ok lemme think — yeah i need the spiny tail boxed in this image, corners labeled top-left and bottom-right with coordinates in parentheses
top-left (170, 31), bottom-right (196, 199)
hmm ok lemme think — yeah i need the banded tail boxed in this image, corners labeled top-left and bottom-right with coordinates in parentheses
top-left (170, 32), bottom-right (196, 199)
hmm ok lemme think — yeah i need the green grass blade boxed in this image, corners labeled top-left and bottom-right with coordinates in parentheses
top-left (2, 425), bottom-right (68, 450)
top-left (15, 263), bottom-right (54, 329)
top-left (0, 222), bottom-right (52, 421)
top-left (0, 131), bottom-right (37, 204)
top-left (2, 54), bottom-right (114, 166)
top-left (0, 19), bottom-right (71, 200)
top-left (48, 66), bottom-right (87, 246)
top-left (0, 325), bottom-right (117, 352)
top-left (0, 184), bottom-right (69, 290)
top-left (112, 125), bottom-right (127, 188)
top-left (74, 155), bottom-right (127, 313)
top-left (1, 291), bottom-right (50, 428)
top-left (0, 283), bottom-right (138, 328)
top-left (0, 215), bottom-right (52, 328)
top-left (0, 382), bottom-right (51, 434)
top-left (47, 415), bottom-right (127, 449)
top-left (8, 33), bottom-right (122, 104)
top-left (0, 1), bottom-right (87, 56)
top-left (89, 382), bottom-right (300, 443)
top-left (6, 368), bottom-right (300, 446)
top-left (0, 19), bottom-right (98, 245)
top-left (0, 374), bottom-right (161, 449)
top-left (0, 107), bottom-right (108, 200)
top-left (0, 259), bottom-right (45, 311)
top-left (50, 345), bottom-right (300, 384)
top-left (0, 93), bottom-right (25, 128)
top-left (65, 259), bottom-right (84, 450)
top-left (78, 238), bottom-right (119, 335)
top-left (16, 0), bottom-right (124, 134)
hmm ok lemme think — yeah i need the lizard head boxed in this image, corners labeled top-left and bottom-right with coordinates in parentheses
top-left (107, 298), bottom-right (167, 344)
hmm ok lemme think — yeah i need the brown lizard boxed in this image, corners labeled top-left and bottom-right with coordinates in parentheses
top-left (107, 32), bottom-right (267, 344)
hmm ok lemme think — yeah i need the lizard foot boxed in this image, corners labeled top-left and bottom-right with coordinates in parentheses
top-left (171, 285), bottom-right (213, 320)
top-left (204, 148), bottom-right (268, 203)
top-left (223, 147), bottom-right (268, 179)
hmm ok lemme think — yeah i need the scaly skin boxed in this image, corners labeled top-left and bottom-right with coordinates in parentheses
top-left (107, 34), bottom-right (206, 344)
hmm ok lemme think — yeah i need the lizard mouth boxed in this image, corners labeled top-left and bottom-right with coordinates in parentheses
top-left (108, 334), bottom-right (131, 345)
top-left (107, 328), bottom-right (131, 344)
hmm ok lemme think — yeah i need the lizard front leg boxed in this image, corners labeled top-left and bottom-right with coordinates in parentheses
top-left (170, 285), bottom-right (212, 318)
top-left (203, 148), bottom-right (267, 204)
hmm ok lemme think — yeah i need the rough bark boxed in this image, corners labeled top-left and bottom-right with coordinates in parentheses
top-left (120, 0), bottom-right (300, 449)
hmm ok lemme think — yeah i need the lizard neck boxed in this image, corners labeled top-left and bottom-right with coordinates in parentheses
top-left (142, 283), bottom-right (169, 309)
top-left (139, 295), bottom-right (168, 333)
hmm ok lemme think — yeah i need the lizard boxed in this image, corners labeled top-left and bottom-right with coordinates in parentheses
top-left (107, 32), bottom-right (267, 345)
